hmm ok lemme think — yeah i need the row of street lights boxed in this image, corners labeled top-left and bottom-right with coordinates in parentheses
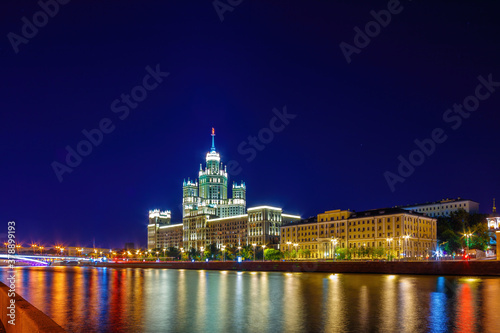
top-left (54, 246), bottom-right (65, 255)
top-left (3, 243), bottom-right (22, 254)
top-left (31, 244), bottom-right (45, 254)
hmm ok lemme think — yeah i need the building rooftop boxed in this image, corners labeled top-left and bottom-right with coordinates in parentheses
top-left (349, 207), bottom-right (430, 219)
top-left (282, 216), bottom-right (317, 226)
top-left (282, 207), bottom-right (434, 227)
top-left (395, 197), bottom-right (478, 208)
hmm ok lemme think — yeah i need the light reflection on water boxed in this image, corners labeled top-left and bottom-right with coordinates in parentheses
top-left (1, 267), bottom-right (499, 333)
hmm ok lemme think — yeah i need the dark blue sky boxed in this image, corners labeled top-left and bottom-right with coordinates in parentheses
top-left (1, 1), bottom-right (499, 248)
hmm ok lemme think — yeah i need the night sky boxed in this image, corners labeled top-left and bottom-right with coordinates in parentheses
top-left (1, 1), bottom-right (499, 248)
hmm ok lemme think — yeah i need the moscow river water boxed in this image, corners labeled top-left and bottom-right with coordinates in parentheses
top-left (1, 267), bottom-right (500, 333)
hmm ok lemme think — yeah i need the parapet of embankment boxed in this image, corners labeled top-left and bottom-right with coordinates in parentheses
top-left (0, 282), bottom-right (64, 333)
top-left (96, 260), bottom-right (500, 276)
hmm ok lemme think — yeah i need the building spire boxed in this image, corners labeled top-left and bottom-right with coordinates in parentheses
top-left (211, 127), bottom-right (216, 152)
top-left (493, 198), bottom-right (496, 213)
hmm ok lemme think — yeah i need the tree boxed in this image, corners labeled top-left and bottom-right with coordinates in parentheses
top-left (189, 247), bottom-right (200, 260)
top-left (202, 250), bottom-right (211, 260)
top-left (470, 223), bottom-right (493, 251)
top-left (166, 247), bottom-right (180, 259)
top-left (240, 245), bottom-right (254, 260)
top-left (264, 248), bottom-right (283, 260)
top-left (222, 246), bottom-right (237, 260)
top-left (336, 248), bottom-right (348, 260)
top-left (298, 248), bottom-right (311, 258)
top-left (437, 210), bottom-right (490, 253)
top-left (372, 247), bottom-right (385, 259)
top-left (348, 247), bottom-right (357, 259)
top-left (283, 250), bottom-right (292, 259)
top-left (206, 243), bottom-right (220, 260)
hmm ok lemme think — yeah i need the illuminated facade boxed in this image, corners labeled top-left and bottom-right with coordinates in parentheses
top-left (280, 208), bottom-right (437, 259)
top-left (148, 129), bottom-right (301, 250)
top-left (182, 128), bottom-right (246, 219)
top-left (487, 199), bottom-right (499, 230)
top-left (182, 206), bottom-right (300, 250)
top-left (147, 209), bottom-right (178, 249)
top-left (399, 198), bottom-right (479, 217)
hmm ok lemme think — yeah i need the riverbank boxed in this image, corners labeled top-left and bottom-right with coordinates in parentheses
top-left (95, 259), bottom-right (500, 276)
top-left (0, 282), bottom-right (64, 333)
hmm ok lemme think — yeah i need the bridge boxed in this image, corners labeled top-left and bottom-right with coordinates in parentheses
top-left (0, 254), bottom-right (89, 266)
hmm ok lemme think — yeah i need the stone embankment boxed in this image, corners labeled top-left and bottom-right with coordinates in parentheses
top-left (96, 259), bottom-right (500, 276)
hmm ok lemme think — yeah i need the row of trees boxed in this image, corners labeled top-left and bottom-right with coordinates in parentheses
top-left (147, 244), bottom-right (401, 261)
top-left (437, 210), bottom-right (494, 253)
top-left (335, 247), bottom-right (397, 260)
top-left (149, 244), bottom-right (307, 261)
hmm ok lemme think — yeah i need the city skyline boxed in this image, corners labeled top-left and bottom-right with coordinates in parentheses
top-left (1, 2), bottom-right (500, 332)
top-left (1, 1), bottom-right (499, 249)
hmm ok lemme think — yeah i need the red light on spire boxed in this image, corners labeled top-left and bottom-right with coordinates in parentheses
top-left (212, 127), bottom-right (215, 135)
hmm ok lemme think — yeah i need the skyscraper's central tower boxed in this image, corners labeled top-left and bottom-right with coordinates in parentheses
top-left (199, 128), bottom-right (228, 205)
top-left (182, 128), bottom-right (246, 218)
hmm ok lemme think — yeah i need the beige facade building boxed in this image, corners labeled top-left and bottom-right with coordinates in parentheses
top-left (280, 208), bottom-right (437, 259)
top-left (180, 206), bottom-right (300, 250)
top-left (149, 206), bottom-right (300, 250)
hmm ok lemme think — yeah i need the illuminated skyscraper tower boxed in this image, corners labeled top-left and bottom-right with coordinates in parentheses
top-left (149, 128), bottom-right (300, 251)
top-left (199, 128), bottom-right (228, 205)
top-left (182, 128), bottom-right (246, 218)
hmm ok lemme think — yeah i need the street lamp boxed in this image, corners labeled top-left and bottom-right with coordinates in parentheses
top-left (403, 235), bottom-right (410, 260)
top-left (465, 233), bottom-right (473, 259)
top-left (386, 238), bottom-right (393, 261)
top-left (262, 245), bottom-right (266, 262)
top-left (331, 238), bottom-right (338, 260)
top-left (156, 251), bottom-right (159, 260)
top-left (465, 233), bottom-right (472, 251)
top-left (163, 248), bottom-right (166, 259)
top-left (252, 244), bottom-right (257, 261)
top-left (293, 243), bottom-right (298, 259)
top-left (221, 245), bottom-right (226, 262)
top-left (237, 246), bottom-right (241, 260)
